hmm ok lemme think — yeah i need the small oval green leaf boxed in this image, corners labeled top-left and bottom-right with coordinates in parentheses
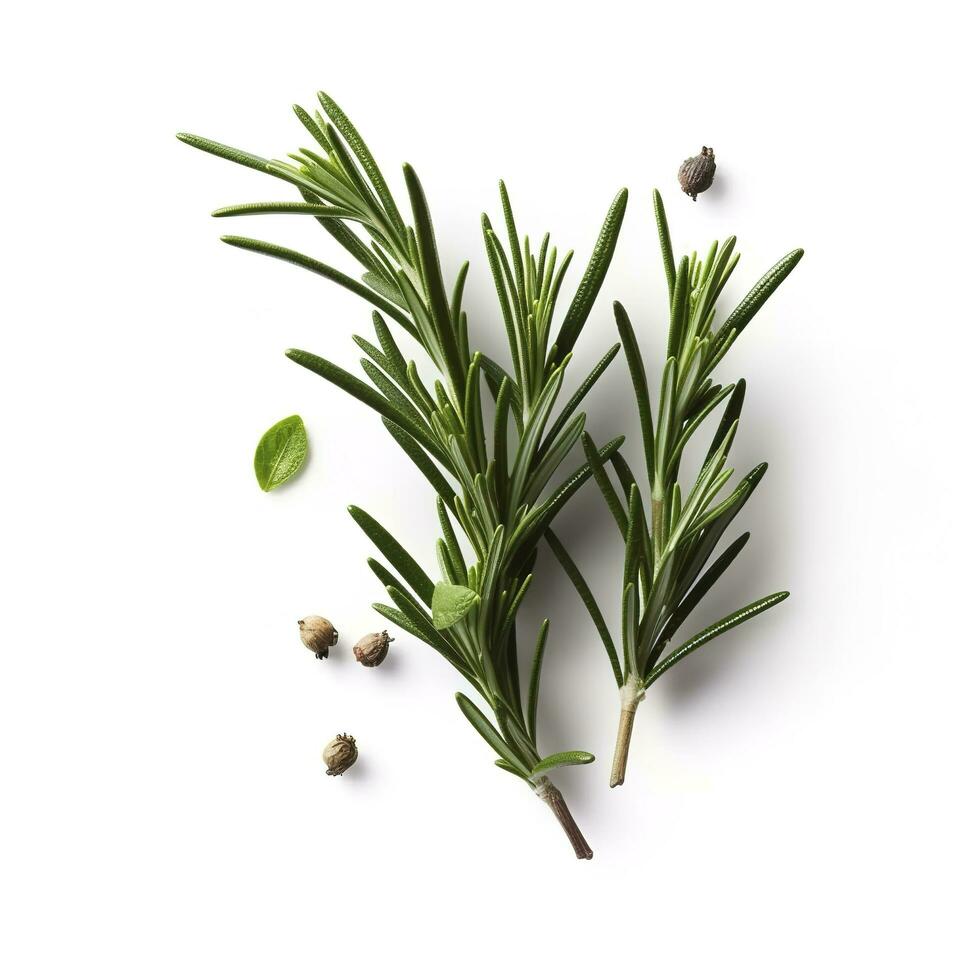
top-left (432, 582), bottom-right (480, 630)
top-left (254, 414), bottom-right (308, 491)
top-left (530, 750), bottom-right (595, 779)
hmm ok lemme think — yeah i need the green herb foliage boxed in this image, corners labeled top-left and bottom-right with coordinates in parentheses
top-left (553, 190), bottom-right (802, 786)
top-left (179, 94), bottom-right (628, 856)
top-left (254, 414), bottom-right (308, 491)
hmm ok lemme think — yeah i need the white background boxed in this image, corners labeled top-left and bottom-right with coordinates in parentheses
top-left (3, 2), bottom-right (978, 977)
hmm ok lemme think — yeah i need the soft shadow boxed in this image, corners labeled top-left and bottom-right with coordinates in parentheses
top-left (335, 754), bottom-right (369, 783)
top-left (658, 381), bottom-right (795, 707)
top-left (703, 169), bottom-right (727, 204)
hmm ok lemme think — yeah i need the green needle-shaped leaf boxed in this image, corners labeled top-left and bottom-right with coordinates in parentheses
top-left (530, 751), bottom-right (595, 779)
top-left (511, 435), bottom-right (626, 557)
top-left (372, 596), bottom-right (468, 677)
top-left (211, 202), bottom-right (359, 220)
top-left (456, 693), bottom-right (527, 773)
top-left (667, 255), bottom-right (690, 360)
top-left (581, 431), bottom-right (628, 538)
top-left (403, 163), bottom-right (467, 401)
top-left (705, 379), bottom-right (746, 459)
top-left (253, 414), bottom-right (308, 491)
top-left (525, 619), bottom-right (549, 743)
top-left (723, 248), bottom-right (805, 339)
top-left (381, 418), bottom-right (456, 505)
top-left (653, 189), bottom-right (675, 296)
top-left (647, 531), bottom-right (751, 672)
top-left (552, 188), bottom-right (628, 362)
top-left (494, 759), bottom-right (530, 780)
top-left (286, 348), bottom-right (449, 467)
top-left (615, 302), bottom-right (656, 484)
top-left (176, 133), bottom-right (271, 173)
top-left (646, 591), bottom-right (790, 686)
top-left (432, 582), bottom-right (480, 630)
top-left (540, 343), bottom-right (621, 457)
top-left (349, 505), bottom-right (435, 604)
top-left (316, 91), bottom-right (408, 241)
top-left (220, 236), bottom-right (419, 338)
top-left (545, 530), bottom-right (623, 688)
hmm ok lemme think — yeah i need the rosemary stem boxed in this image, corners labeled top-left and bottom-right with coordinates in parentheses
top-left (610, 674), bottom-right (646, 788)
top-left (534, 778), bottom-right (593, 860)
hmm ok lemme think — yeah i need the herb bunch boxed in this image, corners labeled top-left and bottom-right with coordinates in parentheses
top-left (550, 191), bottom-right (802, 787)
top-left (178, 93), bottom-right (629, 858)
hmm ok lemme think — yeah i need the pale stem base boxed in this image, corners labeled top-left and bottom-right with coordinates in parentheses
top-left (610, 675), bottom-right (646, 788)
top-left (534, 777), bottom-right (593, 860)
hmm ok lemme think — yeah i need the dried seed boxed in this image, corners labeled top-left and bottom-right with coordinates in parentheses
top-left (678, 147), bottom-right (716, 201)
top-left (298, 616), bottom-right (338, 659)
top-left (353, 630), bottom-right (393, 667)
top-left (323, 733), bottom-right (358, 775)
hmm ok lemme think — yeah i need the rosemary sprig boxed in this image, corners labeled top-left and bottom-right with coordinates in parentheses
top-left (178, 94), bottom-right (628, 858)
top-left (553, 190), bottom-right (802, 787)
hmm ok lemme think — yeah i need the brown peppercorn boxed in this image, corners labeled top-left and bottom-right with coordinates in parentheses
top-left (678, 147), bottom-right (716, 201)
top-left (298, 616), bottom-right (338, 659)
top-left (323, 733), bottom-right (358, 775)
top-left (353, 630), bottom-right (393, 667)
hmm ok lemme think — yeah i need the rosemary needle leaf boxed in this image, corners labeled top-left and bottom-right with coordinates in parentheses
top-left (540, 342), bottom-right (621, 457)
top-left (674, 463), bottom-right (768, 600)
top-left (722, 248), bottom-right (805, 339)
top-left (291, 103), bottom-right (334, 155)
top-left (373, 598), bottom-right (465, 673)
top-left (479, 355), bottom-right (524, 428)
top-left (545, 531), bottom-right (623, 687)
top-left (552, 188), bottom-right (629, 363)
top-left (296, 189), bottom-right (388, 277)
top-left (646, 531), bottom-right (751, 672)
top-left (615, 302), bottom-right (656, 483)
top-left (530, 751), bottom-right (596, 779)
top-left (348, 505), bottom-right (435, 604)
top-left (286, 349), bottom-right (449, 465)
top-left (403, 163), bottom-right (466, 400)
top-left (316, 91), bottom-right (407, 241)
top-left (451, 260), bottom-right (470, 329)
top-left (525, 436), bottom-right (627, 540)
top-left (456, 693), bottom-right (527, 774)
top-left (381, 418), bottom-right (456, 505)
top-left (706, 378), bottom-right (746, 460)
top-left (222, 236), bottom-right (418, 337)
top-left (645, 591), bottom-right (790, 687)
top-left (667, 255), bottom-right (690, 360)
top-left (581, 431), bottom-right (629, 538)
top-left (211, 202), bottom-right (360, 220)
top-left (495, 759), bottom-right (531, 781)
top-left (525, 619), bottom-right (550, 742)
top-left (609, 451), bottom-right (642, 504)
top-left (176, 133), bottom-right (271, 173)
top-left (652, 188), bottom-right (675, 296)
